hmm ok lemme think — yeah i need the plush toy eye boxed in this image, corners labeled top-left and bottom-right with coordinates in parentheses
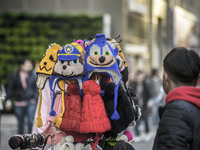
top-left (49, 55), bottom-right (54, 61)
top-left (102, 45), bottom-right (113, 56)
top-left (105, 51), bottom-right (109, 55)
top-left (72, 59), bottom-right (78, 64)
top-left (61, 60), bottom-right (65, 64)
top-left (94, 51), bottom-right (99, 55)
top-left (90, 45), bottom-right (101, 56)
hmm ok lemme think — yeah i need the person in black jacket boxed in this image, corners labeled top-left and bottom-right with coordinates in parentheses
top-left (6, 58), bottom-right (38, 134)
top-left (129, 70), bottom-right (151, 139)
top-left (153, 47), bottom-right (200, 150)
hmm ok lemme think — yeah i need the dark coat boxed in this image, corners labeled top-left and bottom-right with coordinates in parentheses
top-left (153, 100), bottom-right (200, 150)
top-left (6, 70), bottom-right (38, 101)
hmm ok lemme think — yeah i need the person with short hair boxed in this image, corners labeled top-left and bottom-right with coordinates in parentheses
top-left (152, 47), bottom-right (200, 150)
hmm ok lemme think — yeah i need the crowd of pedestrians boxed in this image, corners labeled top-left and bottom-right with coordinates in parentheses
top-left (128, 68), bottom-right (164, 142)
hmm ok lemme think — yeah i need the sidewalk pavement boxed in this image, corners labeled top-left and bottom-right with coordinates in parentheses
top-left (0, 113), bottom-right (18, 150)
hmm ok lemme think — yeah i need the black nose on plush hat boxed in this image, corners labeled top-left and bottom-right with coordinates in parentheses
top-left (63, 65), bottom-right (67, 70)
top-left (99, 56), bottom-right (106, 63)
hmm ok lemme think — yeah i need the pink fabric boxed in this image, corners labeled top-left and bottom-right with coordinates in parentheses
top-left (74, 40), bottom-right (84, 50)
top-left (14, 101), bottom-right (27, 107)
top-left (32, 81), bottom-right (68, 143)
top-left (123, 130), bottom-right (133, 142)
top-left (32, 81), bottom-right (52, 134)
top-left (19, 71), bottom-right (28, 89)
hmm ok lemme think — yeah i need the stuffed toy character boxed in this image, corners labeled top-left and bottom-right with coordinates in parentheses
top-left (35, 43), bottom-right (62, 127)
top-left (83, 33), bottom-right (122, 120)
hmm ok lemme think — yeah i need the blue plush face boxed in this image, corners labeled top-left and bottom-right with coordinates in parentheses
top-left (85, 34), bottom-right (119, 72)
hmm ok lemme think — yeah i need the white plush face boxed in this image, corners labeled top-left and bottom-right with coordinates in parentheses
top-left (53, 58), bottom-right (85, 77)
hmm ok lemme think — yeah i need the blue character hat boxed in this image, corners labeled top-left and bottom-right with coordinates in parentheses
top-left (58, 44), bottom-right (81, 61)
top-left (84, 33), bottom-right (122, 120)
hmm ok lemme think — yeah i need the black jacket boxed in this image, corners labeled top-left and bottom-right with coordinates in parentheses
top-left (153, 100), bottom-right (200, 150)
top-left (6, 70), bottom-right (38, 101)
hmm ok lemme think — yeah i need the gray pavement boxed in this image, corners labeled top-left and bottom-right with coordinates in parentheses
top-left (0, 113), bottom-right (18, 150)
top-left (0, 114), bottom-right (156, 150)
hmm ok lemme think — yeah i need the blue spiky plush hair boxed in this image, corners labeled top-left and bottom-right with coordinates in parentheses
top-left (84, 33), bottom-right (122, 120)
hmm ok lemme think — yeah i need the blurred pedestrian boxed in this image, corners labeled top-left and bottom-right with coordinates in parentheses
top-left (129, 70), bottom-right (151, 141)
top-left (148, 68), bottom-right (164, 126)
top-left (6, 58), bottom-right (38, 134)
top-left (153, 47), bottom-right (200, 150)
top-left (0, 79), bottom-right (7, 112)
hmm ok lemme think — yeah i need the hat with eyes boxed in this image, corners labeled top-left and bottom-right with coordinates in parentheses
top-left (49, 42), bottom-right (85, 129)
top-left (84, 33), bottom-right (122, 120)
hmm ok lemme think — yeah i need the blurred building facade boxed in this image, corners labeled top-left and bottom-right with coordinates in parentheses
top-left (0, 0), bottom-right (200, 75)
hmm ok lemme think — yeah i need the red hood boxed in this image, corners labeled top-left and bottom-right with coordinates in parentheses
top-left (166, 86), bottom-right (200, 107)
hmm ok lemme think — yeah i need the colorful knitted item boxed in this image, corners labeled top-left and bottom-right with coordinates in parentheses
top-left (35, 43), bottom-right (62, 127)
top-left (53, 43), bottom-right (85, 78)
top-left (84, 33), bottom-right (122, 120)
top-left (49, 42), bottom-right (85, 117)
top-left (59, 82), bottom-right (82, 132)
top-left (103, 83), bottom-right (135, 134)
top-left (123, 130), bottom-right (134, 142)
top-left (79, 80), bottom-right (111, 133)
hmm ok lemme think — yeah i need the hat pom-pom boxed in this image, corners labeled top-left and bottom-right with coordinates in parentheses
top-left (53, 116), bottom-right (62, 128)
top-left (35, 116), bottom-right (43, 127)
top-left (111, 110), bottom-right (120, 120)
top-left (49, 110), bottom-right (56, 116)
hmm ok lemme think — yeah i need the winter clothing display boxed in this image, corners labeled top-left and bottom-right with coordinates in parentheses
top-left (31, 34), bottom-right (139, 150)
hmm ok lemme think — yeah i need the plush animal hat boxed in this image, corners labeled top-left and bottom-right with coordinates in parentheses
top-left (84, 33), bottom-right (122, 120)
top-left (35, 43), bottom-right (62, 127)
top-left (49, 41), bottom-right (85, 128)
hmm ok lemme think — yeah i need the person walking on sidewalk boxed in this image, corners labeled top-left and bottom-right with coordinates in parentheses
top-left (6, 58), bottom-right (38, 134)
top-left (153, 47), bottom-right (200, 150)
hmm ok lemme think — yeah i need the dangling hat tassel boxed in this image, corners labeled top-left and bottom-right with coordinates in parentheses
top-left (110, 84), bottom-right (120, 120)
top-left (35, 89), bottom-right (43, 127)
top-left (49, 90), bottom-right (56, 116)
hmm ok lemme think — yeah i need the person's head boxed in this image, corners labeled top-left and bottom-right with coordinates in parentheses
top-left (151, 68), bottom-right (159, 77)
top-left (163, 47), bottom-right (200, 94)
top-left (135, 70), bottom-right (145, 83)
top-left (19, 58), bottom-right (33, 72)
